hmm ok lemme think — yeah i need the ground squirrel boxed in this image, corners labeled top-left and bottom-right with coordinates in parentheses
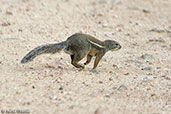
top-left (21, 33), bottom-right (121, 71)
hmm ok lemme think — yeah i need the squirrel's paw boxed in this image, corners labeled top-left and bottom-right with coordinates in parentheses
top-left (84, 62), bottom-right (89, 65)
top-left (81, 64), bottom-right (85, 69)
top-left (80, 64), bottom-right (85, 69)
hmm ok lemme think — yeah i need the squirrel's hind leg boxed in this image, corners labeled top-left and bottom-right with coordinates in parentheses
top-left (70, 53), bottom-right (86, 69)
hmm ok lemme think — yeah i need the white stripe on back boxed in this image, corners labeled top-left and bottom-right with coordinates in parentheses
top-left (88, 39), bottom-right (105, 48)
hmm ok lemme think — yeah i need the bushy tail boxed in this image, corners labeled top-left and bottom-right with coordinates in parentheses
top-left (21, 41), bottom-right (66, 63)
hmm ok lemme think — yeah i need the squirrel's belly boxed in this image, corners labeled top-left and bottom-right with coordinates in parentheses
top-left (88, 48), bottom-right (98, 56)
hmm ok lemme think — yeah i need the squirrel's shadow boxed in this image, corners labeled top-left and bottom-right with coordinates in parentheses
top-left (18, 62), bottom-right (90, 73)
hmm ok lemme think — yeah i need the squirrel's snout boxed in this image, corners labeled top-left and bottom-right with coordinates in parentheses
top-left (111, 42), bottom-right (121, 51)
top-left (115, 42), bottom-right (121, 49)
top-left (118, 44), bottom-right (121, 49)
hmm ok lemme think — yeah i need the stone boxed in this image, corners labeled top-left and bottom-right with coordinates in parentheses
top-left (127, 59), bottom-right (143, 66)
top-left (141, 54), bottom-right (154, 60)
top-left (59, 86), bottom-right (63, 90)
top-left (104, 94), bottom-right (110, 98)
top-left (90, 69), bottom-right (99, 73)
top-left (142, 9), bottom-right (150, 13)
top-left (141, 66), bottom-right (152, 70)
top-left (1, 21), bottom-right (11, 26)
top-left (32, 85), bottom-right (35, 89)
top-left (98, 0), bottom-right (107, 4)
top-left (117, 85), bottom-right (127, 91)
top-left (138, 75), bottom-right (154, 82)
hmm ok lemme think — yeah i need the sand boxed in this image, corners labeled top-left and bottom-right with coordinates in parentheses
top-left (0, 0), bottom-right (171, 114)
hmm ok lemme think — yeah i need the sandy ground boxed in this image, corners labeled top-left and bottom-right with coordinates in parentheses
top-left (0, 0), bottom-right (171, 114)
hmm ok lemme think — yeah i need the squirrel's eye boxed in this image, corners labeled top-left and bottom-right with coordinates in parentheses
top-left (115, 43), bottom-right (119, 46)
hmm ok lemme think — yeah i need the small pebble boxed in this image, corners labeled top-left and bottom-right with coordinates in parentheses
top-left (109, 71), bottom-right (113, 74)
top-left (104, 94), bottom-right (110, 98)
top-left (59, 86), bottom-right (63, 90)
top-left (113, 64), bottom-right (118, 68)
top-left (82, 82), bottom-right (89, 86)
top-left (138, 75), bottom-right (153, 81)
top-left (32, 86), bottom-right (35, 89)
top-left (148, 38), bottom-right (165, 43)
top-left (29, 67), bottom-right (34, 70)
top-left (146, 88), bottom-right (151, 91)
top-left (6, 11), bottom-right (13, 15)
top-left (141, 54), bottom-right (154, 60)
top-left (23, 102), bottom-right (31, 105)
top-left (98, 0), bottom-right (107, 4)
top-left (90, 69), bottom-right (99, 73)
top-left (117, 85), bottom-right (127, 91)
top-left (124, 73), bottom-right (129, 75)
top-left (49, 95), bottom-right (57, 100)
top-left (142, 9), bottom-right (150, 13)
top-left (127, 60), bottom-right (143, 65)
top-left (109, 78), bottom-right (113, 81)
top-left (1, 21), bottom-right (11, 26)
top-left (18, 29), bottom-right (23, 32)
top-left (151, 93), bottom-right (156, 97)
top-left (149, 29), bottom-right (165, 33)
top-left (58, 65), bottom-right (63, 69)
top-left (141, 67), bottom-right (152, 70)
top-left (99, 81), bottom-right (103, 84)
top-left (97, 13), bottom-right (103, 16)
top-left (94, 108), bottom-right (100, 114)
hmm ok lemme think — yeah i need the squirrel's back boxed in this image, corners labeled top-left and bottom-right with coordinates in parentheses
top-left (66, 33), bottom-right (105, 49)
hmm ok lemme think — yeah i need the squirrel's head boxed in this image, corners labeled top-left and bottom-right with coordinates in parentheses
top-left (104, 40), bottom-right (121, 52)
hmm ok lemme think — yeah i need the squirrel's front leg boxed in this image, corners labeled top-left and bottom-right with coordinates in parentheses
top-left (90, 55), bottom-right (103, 73)
top-left (84, 54), bottom-right (92, 65)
